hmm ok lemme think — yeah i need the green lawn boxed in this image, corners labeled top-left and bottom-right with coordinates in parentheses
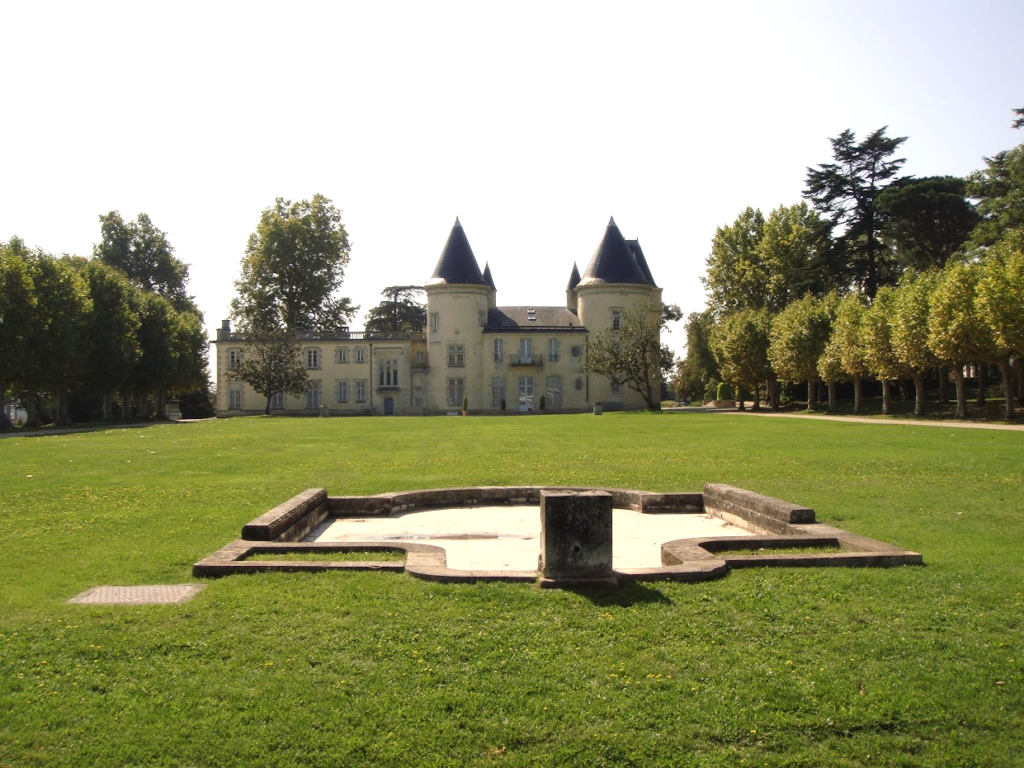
top-left (1, 413), bottom-right (1021, 766)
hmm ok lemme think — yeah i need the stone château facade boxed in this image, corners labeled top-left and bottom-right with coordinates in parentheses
top-left (213, 217), bottom-right (662, 416)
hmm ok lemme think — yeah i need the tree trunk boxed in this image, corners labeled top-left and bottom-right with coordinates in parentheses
top-left (768, 377), bottom-right (779, 411)
top-left (265, 395), bottom-right (272, 416)
top-left (954, 366), bottom-right (967, 419)
top-left (0, 385), bottom-right (10, 430)
top-left (938, 366), bottom-right (949, 403)
top-left (853, 374), bottom-right (862, 415)
top-left (56, 390), bottom-right (72, 426)
top-left (976, 363), bottom-right (986, 405)
top-left (1018, 356), bottom-right (1024, 405)
top-left (102, 392), bottom-right (114, 421)
top-left (913, 372), bottom-right (926, 417)
top-left (121, 390), bottom-right (132, 420)
top-left (881, 380), bottom-right (892, 415)
top-left (137, 390), bottom-right (149, 419)
top-left (998, 358), bottom-right (1015, 422)
top-left (25, 391), bottom-right (39, 427)
top-left (827, 380), bottom-right (837, 413)
top-left (807, 378), bottom-right (816, 411)
top-left (752, 384), bottom-right (762, 411)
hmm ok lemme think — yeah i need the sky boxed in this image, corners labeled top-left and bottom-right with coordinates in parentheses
top-left (3, 0), bottom-right (1023, 359)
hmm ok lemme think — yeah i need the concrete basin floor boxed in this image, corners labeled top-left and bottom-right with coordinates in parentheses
top-left (309, 506), bottom-right (752, 571)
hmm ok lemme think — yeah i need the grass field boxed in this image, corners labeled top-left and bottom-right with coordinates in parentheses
top-left (1, 413), bottom-right (1021, 766)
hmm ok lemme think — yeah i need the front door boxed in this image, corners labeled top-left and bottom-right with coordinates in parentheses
top-left (384, 397), bottom-right (394, 415)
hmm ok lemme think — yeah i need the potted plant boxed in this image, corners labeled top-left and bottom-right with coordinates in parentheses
top-left (462, 395), bottom-right (468, 416)
top-left (500, 397), bottom-right (506, 414)
top-left (539, 395), bottom-right (546, 412)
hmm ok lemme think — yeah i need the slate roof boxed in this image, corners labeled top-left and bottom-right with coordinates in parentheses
top-left (626, 239), bottom-right (657, 287)
top-left (485, 306), bottom-right (586, 332)
top-left (579, 217), bottom-right (652, 286)
top-left (483, 262), bottom-right (497, 291)
top-left (566, 262), bottom-right (581, 291)
top-left (429, 217), bottom-right (487, 286)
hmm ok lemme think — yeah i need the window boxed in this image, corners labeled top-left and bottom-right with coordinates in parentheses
top-left (431, 313), bottom-right (439, 333)
top-left (492, 377), bottom-right (506, 408)
top-left (519, 338), bottom-right (533, 363)
top-left (379, 359), bottom-right (399, 387)
top-left (415, 351), bottom-right (424, 364)
top-left (270, 391), bottom-right (284, 410)
top-left (227, 349), bottom-right (243, 370)
top-left (493, 338), bottom-right (503, 363)
top-left (304, 380), bottom-right (322, 409)
top-left (336, 347), bottom-right (349, 364)
top-left (305, 348), bottom-right (320, 369)
top-left (448, 345), bottom-right (464, 367)
top-left (518, 376), bottom-right (534, 409)
top-left (355, 380), bottom-right (368, 403)
top-left (228, 386), bottom-right (243, 410)
top-left (355, 347), bottom-right (367, 364)
top-left (548, 338), bottom-right (559, 363)
top-left (575, 377), bottom-right (584, 391)
top-left (611, 308), bottom-right (623, 330)
top-left (336, 380), bottom-right (349, 403)
top-left (447, 378), bottom-right (465, 407)
top-left (546, 376), bottom-right (562, 408)
top-left (571, 345), bottom-right (582, 358)
top-left (610, 380), bottom-right (621, 395)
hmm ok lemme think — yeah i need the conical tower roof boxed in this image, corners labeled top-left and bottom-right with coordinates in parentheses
top-left (429, 217), bottom-right (487, 286)
top-left (483, 262), bottom-right (497, 291)
top-left (566, 262), bottom-right (581, 291)
top-left (579, 217), bottom-right (650, 286)
top-left (626, 239), bottom-right (657, 287)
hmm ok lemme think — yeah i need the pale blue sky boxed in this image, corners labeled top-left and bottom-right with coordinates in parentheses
top-left (3, 0), bottom-right (1022, 357)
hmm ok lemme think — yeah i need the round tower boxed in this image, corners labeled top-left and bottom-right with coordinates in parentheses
top-left (575, 217), bottom-right (662, 409)
top-left (424, 218), bottom-right (490, 412)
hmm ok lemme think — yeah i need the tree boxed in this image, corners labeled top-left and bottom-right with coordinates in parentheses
top-left (976, 235), bottom-right (1024, 420)
top-left (129, 292), bottom-right (178, 419)
top-left (757, 202), bottom-right (833, 309)
top-left (94, 211), bottom-right (192, 310)
top-left (364, 285), bottom-right (426, 334)
top-left (927, 263), bottom-right (994, 419)
top-left (674, 310), bottom-right (719, 401)
top-left (878, 176), bottom-right (979, 270)
top-left (702, 207), bottom-right (765, 314)
top-left (768, 294), bottom-right (833, 409)
top-left (861, 287), bottom-right (904, 415)
top-left (804, 127), bottom-right (908, 297)
top-left (710, 308), bottom-right (773, 410)
top-left (826, 293), bottom-right (870, 413)
top-left (966, 144), bottom-right (1024, 247)
top-left (79, 260), bottom-right (141, 420)
top-left (0, 239), bottom-right (35, 428)
top-left (232, 194), bottom-right (356, 331)
top-left (890, 270), bottom-right (940, 417)
top-left (24, 253), bottom-right (92, 425)
top-left (229, 327), bottom-right (311, 415)
top-left (585, 302), bottom-right (673, 411)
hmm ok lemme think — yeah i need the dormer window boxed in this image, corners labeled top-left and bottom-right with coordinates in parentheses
top-left (527, 308), bottom-right (537, 322)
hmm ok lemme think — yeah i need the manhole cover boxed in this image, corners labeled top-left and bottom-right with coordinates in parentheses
top-left (68, 585), bottom-right (205, 605)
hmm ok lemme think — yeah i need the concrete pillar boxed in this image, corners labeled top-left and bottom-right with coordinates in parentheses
top-left (538, 490), bottom-right (615, 586)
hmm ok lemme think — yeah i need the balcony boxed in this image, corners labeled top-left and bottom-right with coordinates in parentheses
top-left (509, 353), bottom-right (544, 367)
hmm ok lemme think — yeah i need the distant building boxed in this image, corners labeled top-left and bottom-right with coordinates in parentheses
top-left (213, 217), bottom-right (662, 416)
